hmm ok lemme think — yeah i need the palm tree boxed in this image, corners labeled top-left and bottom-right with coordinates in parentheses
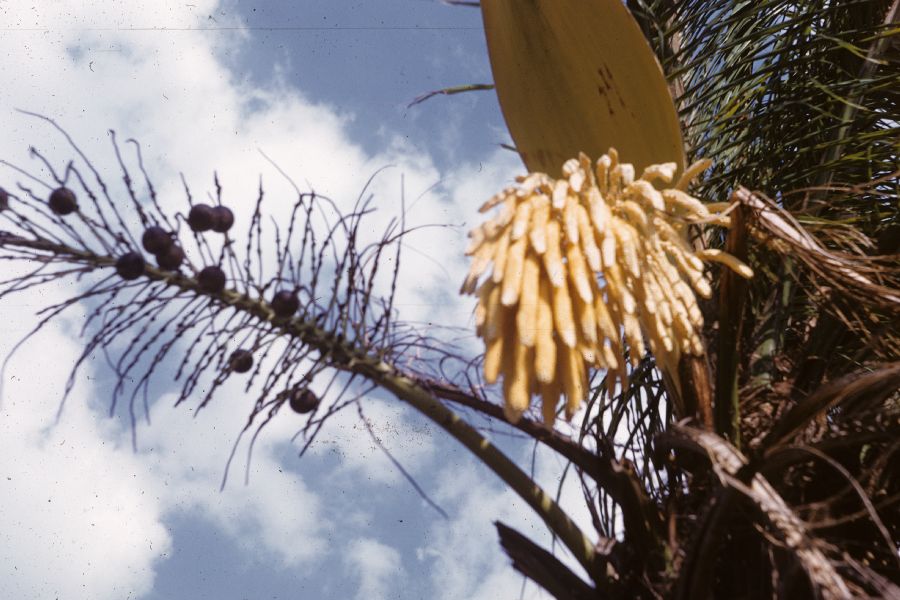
top-left (0, 1), bottom-right (897, 598)
top-left (474, 1), bottom-right (899, 597)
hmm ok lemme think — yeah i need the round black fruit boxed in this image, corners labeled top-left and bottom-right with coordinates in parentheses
top-left (141, 226), bottom-right (172, 255)
top-left (211, 206), bottom-right (234, 233)
top-left (156, 244), bottom-right (185, 270)
top-left (197, 266), bottom-right (226, 294)
top-left (187, 204), bottom-right (215, 232)
top-left (49, 187), bottom-right (78, 215)
top-left (270, 290), bottom-right (299, 318)
top-left (0, 187), bottom-right (9, 211)
top-left (288, 387), bottom-right (319, 414)
top-left (228, 349), bottom-right (253, 374)
top-left (115, 252), bottom-right (145, 280)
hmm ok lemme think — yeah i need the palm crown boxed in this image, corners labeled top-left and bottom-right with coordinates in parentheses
top-left (0, 2), bottom-right (897, 598)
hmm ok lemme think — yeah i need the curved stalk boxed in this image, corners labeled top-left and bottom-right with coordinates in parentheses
top-left (0, 232), bottom-right (602, 583)
top-left (364, 363), bottom-right (601, 581)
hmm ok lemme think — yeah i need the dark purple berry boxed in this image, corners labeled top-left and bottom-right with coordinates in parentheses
top-left (270, 290), bottom-right (299, 318)
top-left (187, 204), bottom-right (215, 232)
top-left (115, 252), bottom-right (145, 280)
top-left (0, 187), bottom-right (9, 211)
top-left (228, 349), bottom-right (254, 374)
top-left (288, 387), bottom-right (319, 414)
top-left (142, 226), bottom-right (173, 255)
top-left (49, 187), bottom-right (78, 215)
top-left (197, 266), bottom-right (226, 294)
top-left (211, 206), bottom-right (234, 233)
top-left (156, 244), bottom-right (185, 270)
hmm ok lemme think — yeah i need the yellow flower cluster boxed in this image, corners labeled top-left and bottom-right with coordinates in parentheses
top-left (462, 149), bottom-right (752, 425)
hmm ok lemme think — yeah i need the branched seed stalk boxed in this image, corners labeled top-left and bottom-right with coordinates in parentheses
top-left (0, 231), bottom-right (602, 580)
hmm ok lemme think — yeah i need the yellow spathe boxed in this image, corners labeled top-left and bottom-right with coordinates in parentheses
top-left (481, 0), bottom-right (685, 178)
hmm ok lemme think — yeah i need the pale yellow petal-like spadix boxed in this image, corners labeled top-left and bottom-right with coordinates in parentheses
top-left (463, 149), bottom-right (751, 425)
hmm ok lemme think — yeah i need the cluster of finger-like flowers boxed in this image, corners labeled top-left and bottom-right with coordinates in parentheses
top-left (462, 148), bottom-right (753, 425)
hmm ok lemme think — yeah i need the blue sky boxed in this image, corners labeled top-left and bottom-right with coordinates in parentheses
top-left (223, 0), bottom-right (504, 167)
top-left (0, 2), bottom-right (593, 599)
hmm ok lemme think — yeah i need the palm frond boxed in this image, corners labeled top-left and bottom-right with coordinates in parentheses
top-left (629, 0), bottom-right (899, 387)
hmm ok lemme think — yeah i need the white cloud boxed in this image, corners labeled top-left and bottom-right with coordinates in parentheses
top-left (0, 0), bottom-right (436, 596)
top-left (345, 537), bottom-right (404, 600)
top-left (418, 439), bottom-right (601, 600)
top-left (134, 389), bottom-right (328, 568)
top-left (0, 2), bottom-right (568, 599)
top-left (421, 461), bottom-right (545, 600)
top-left (0, 286), bottom-right (171, 600)
top-left (307, 396), bottom-right (438, 486)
